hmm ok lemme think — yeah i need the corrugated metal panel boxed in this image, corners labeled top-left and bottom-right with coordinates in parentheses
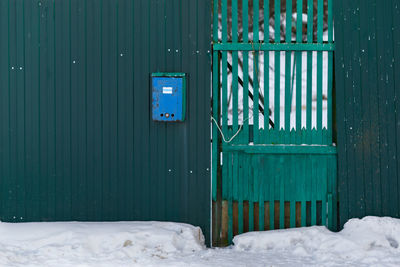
top-left (335, 0), bottom-right (400, 227)
top-left (0, 0), bottom-right (211, 243)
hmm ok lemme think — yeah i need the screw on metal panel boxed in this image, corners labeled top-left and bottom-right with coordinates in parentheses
top-left (206, 168), bottom-right (209, 171)
top-left (168, 169), bottom-right (171, 172)
top-left (11, 67), bottom-right (14, 70)
top-left (190, 170), bottom-right (193, 174)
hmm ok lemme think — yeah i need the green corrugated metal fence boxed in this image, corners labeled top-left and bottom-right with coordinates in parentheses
top-left (335, 0), bottom-right (400, 227)
top-left (0, 0), bottom-right (212, 244)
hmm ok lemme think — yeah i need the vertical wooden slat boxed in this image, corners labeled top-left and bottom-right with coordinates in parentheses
top-left (242, 0), bottom-right (249, 144)
top-left (316, 0), bottom-right (323, 144)
top-left (252, 156), bottom-right (259, 230)
top-left (296, 0), bottom-right (303, 136)
top-left (228, 153), bottom-right (233, 243)
top-left (290, 157), bottom-right (296, 228)
top-left (238, 153), bottom-right (244, 234)
top-left (279, 160), bottom-right (284, 229)
top-left (259, 157), bottom-right (264, 230)
top-left (311, 155), bottom-right (317, 225)
top-left (332, 154), bottom-right (338, 230)
top-left (264, 0), bottom-right (270, 136)
top-left (306, 0), bottom-right (313, 143)
top-left (248, 156), bottom-right (254, 231)
top-left (232, 0), bottom-right (238, 134)
top-left (269, 156), bottom-right (275, 229)
top-left (321, 157), bottom-right (327, 226)
top-left (301, 155), bottom-right (307, 226)
top-left (284, 0), bottom-right (292, 134)
top-left (253, 0), bottom-right (259, 143)
top-left (327, 0), bottom-right (333, 143)
top-left (274, 0), bottom-right (281, 131)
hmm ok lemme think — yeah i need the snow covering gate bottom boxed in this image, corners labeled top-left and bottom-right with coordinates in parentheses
top-left (211, 0), bottom-right (337, 245)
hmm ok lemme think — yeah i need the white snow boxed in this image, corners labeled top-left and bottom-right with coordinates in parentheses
top-left (1, 216), bottom-right (400, 266)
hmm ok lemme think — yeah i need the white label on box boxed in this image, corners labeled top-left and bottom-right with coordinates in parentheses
top-left (162, 87), bottom-right (173, 94)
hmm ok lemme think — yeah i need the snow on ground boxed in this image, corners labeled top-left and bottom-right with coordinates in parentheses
top-left (1, 217), bottom-right (400, 267)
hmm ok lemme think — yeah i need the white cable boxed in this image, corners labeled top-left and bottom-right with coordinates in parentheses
top-left (211, 115), bottom-right (252, 144)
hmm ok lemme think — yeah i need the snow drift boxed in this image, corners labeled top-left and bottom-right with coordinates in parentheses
top-left (0, 221), bottom-right (205, 267)
top-left (233, 216), bottom-right (400, 266)
top-left (1, 217), bottom-right (400, 266)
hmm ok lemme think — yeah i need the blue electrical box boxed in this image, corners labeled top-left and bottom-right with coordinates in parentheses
top-left (151, 73), bottom-right (186, 122)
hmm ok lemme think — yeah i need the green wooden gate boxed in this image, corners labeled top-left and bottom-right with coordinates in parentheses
top-left (212, 0), bottom-right (337, 244)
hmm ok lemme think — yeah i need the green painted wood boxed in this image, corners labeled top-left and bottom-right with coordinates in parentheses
top-left (316, 0), bottom-right (323, 144)
top-left (232, 0), bottom-right (239, 135)
top-left (296, 0), bottom-right (303, 135)
top-left (253, 0), bottom-right (260, 144)
top-left (228, 153), bottom-right (233, 243)
top-left (327, 0), bottom-right (333, 143)
top-left (306, 0), bottom-right (313, 143)
top-left (238, 153), bottom-right (244, 233)
top-left (279, 157), bottom-right (284, 229)
top-left (321, 158), bottom-right (327, 226)
top-left (285, 0), bottom-right (292, 133)
top-left (301, 155), bottom-right (307, 226)
top-left (248, 156), bottom-right (254, 232)
top-left (222, 144), bottom-right (337, 154)
top-left (274, 0), bottom-right (281, 130)
top-left (259, 155), bottom-right (264, 230)
top-left (269, 156), bottom-right (275, 230)
top-left (213, 43), bottom-right (334, 51)
top-left (214, 0), bottom-right (337, 243)
top-left (264, 0), bottom-right (270, 133)
top-left (242, 0), bottom-right (249, 144)
top-left (290, 157), bottom-right (296, 228)
top-left (1, 0), bottom-right (211, 244)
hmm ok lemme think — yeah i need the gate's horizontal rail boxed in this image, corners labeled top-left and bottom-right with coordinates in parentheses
top-left (213, 43), bottom-right (335, 51)
top-left (222, 144), bottom-right (337, 154)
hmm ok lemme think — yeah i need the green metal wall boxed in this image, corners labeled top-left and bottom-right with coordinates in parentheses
top-left (335, 0), bottom-right (400, 227)
top-left (0, 0), bottom-right (211, 242)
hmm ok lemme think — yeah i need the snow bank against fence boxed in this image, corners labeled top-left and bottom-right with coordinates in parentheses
top-left (0, 221), bottom-right (205, 267)
top-left (234, 216), bottom-right (400, 266)
top-left (1, 217), bottom-right (400, 266)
